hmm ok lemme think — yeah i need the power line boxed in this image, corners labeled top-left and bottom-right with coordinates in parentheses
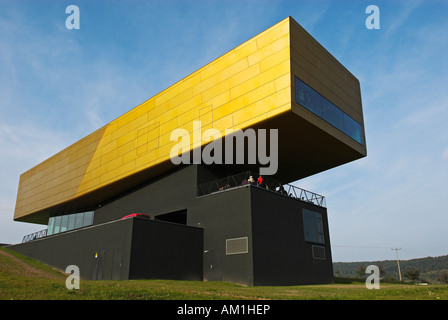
top-left (332, 245), bottom-right (391, 249)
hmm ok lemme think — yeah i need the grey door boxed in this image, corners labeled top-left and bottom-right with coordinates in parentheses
top-left (112, 247), bottom-right (123, 280)
top-left (91, 249), bottom-right (106, 280)
top-left (204, 249), bottom-right (222, 281)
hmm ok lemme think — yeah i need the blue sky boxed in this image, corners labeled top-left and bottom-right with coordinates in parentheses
top-left (0, 0), bottom-right (447, 262)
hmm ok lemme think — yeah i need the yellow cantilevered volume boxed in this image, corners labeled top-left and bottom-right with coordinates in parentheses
top-left (14, 17), bottom-right (293, 222)
top-left (14, 16), bottom-right (366, 224)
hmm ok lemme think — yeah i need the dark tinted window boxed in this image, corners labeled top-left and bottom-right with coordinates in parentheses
top-left (302, 209), bottom-right (324, 244)
top-left (295, 79), bottom-right (322, 117)
top-left (295, 77), bottom-right (364, 146)
top-left (344, 114), bottom-right (364, 145)
top-left (322, 98), bottom-right (344, 132)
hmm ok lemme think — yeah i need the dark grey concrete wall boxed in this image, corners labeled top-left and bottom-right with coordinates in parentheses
top-left (8, 217), bottom-right (204, 282)
top-left (190, 183), bottom-right (334, 286)
top-left (10, 165), bottom-right (333, 286)
top-left (190, 186), bottom-right (254, 285)
top-left (130, 219), bottom-right (203, 281)
top-left (8, 218), bottom-right (134, 280)
top-left (90, 164), bottom-right (255, 285)
top-left (250, 187), bottom-right (333, 285)
top-left (93, 165), bottom-right (197, 225)
top-left (88, 164), bottom-right (334, 286)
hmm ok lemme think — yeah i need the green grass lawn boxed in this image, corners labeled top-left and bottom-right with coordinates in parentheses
top-left (1, 247), bottom-right (447, 300)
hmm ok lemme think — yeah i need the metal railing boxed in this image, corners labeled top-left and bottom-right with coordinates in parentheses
top-left (281, 184), bottom-right (327, 207)
top-left (22, 229), bottom-right (47, 243)
top-left (197, 171), bottom-right (254, 195)
top-left (196, 170), bottom-right (326, 207)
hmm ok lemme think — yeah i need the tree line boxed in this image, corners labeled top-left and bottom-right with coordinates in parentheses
top-left (333, 254), bottom-right (448, 284)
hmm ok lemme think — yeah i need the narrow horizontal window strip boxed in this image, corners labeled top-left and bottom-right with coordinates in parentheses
top-left (295, 76), bottom-right (364, 145)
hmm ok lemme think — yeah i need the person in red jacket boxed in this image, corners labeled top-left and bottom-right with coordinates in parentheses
top-left (257, 175), bottom-right (264, 187)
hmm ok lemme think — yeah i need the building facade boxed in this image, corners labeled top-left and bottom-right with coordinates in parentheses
top-left (9, 17), bottom-right (366, 286)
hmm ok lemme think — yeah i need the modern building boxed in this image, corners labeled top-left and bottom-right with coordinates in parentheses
top-left (8, 16), bottom-right (366, 286)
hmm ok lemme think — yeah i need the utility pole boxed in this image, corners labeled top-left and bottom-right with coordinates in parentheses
top-left (392, 248), bottom-right (402, 281)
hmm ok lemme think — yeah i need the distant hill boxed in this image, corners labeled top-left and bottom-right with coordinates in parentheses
top-left (333, 255), bottom-right (448, 284)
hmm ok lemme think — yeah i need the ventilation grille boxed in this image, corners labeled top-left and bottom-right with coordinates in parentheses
top-left (312, 245), bottom-right (326, 260)
top-left (226, 237), bottom-right (249, 255)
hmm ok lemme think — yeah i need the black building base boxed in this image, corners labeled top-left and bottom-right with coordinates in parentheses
top-left (9, 164), bottom-right (333, 286)
top-left (9, 217), bottom-right (203, 281)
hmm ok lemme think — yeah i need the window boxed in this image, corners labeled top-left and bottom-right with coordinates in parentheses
top-left (47, 217), bottom-right (55, 236)
top-left (322, 98), bottom-right (344, 132)
top-left (74, 212), bottom-right (84, 229)
top-left (295, 78), bottom-right (322, 117)
top-left (302, 209), bottom-right (324, 244)
top-left (60, 215), bottom-right (68, 233)
top-left (344, 113), bottom-right (364, 145)
top-left (47, 211), bottom-right (94, 236)
top-left (54, 216), bottom-right (61, 234)
top-left (295, 77), bottom-right (364, 146)
top-left (83, 211), bottom-right (94, 226)
top-left (67, 214), bottom-right (76, 231)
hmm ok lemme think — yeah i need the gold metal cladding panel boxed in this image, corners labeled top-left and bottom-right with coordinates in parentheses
top-left (14, 126), bottom-right (107, 219)
top-left (14, 17), bottom-right (293, 220)
top-left (288, 19), bottom-right (365, 156)
top-left (290, 19), bottom-right (363, 123)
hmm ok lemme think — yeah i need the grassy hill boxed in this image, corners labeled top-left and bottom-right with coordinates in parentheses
top-left (1, 247), bottom-right (447, 300)
top-left (333, 255), bottom-right (448, 284)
